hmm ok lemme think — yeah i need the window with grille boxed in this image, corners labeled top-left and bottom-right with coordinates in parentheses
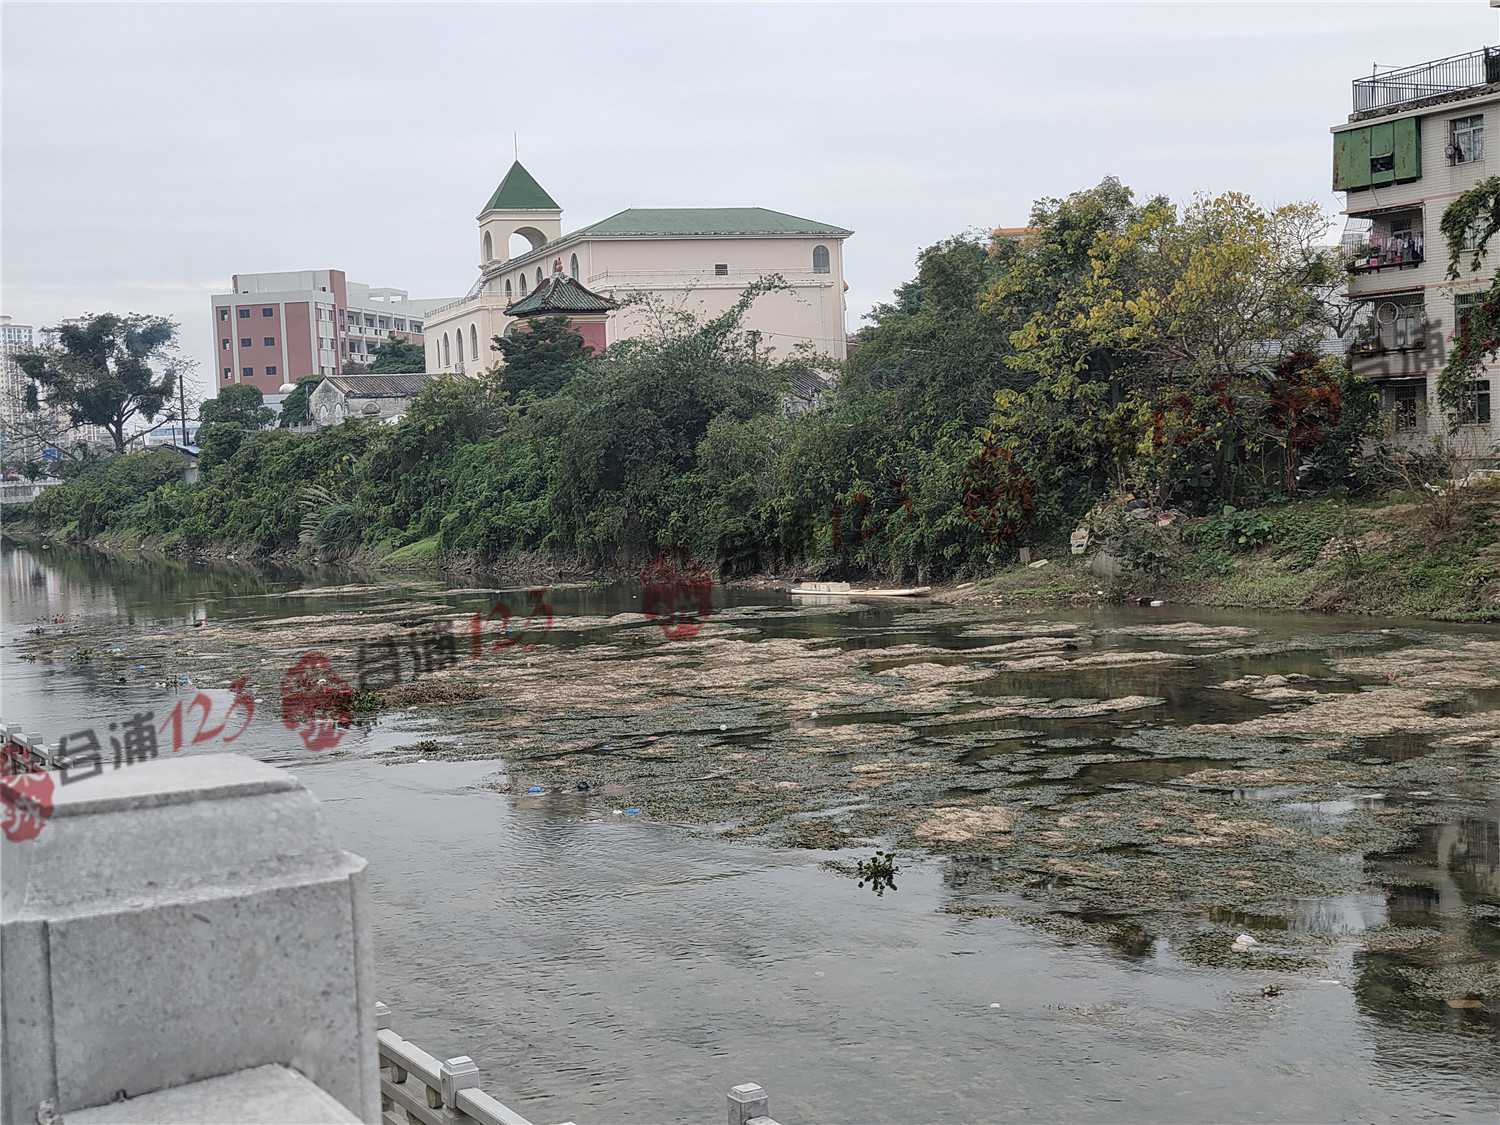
top-left (1458, 379), bottom-right (1492, 425)
top-left (1391, 383), bottom-right (1420, 432)
top-left (1365, 298), bottom-right (1425, 350)
top-left (1451, 115), bottom-right (1484, 164)
top-left (1455, 292), bottom-right (1485, 336)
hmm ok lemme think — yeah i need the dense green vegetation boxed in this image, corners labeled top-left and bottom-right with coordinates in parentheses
top-left (14, 179), bottom-right (1416, 581)
top-left (971, 485), bottom-right (1500, 621)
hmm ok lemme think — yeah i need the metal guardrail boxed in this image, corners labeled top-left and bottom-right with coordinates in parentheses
top-left (1353, 46), bottom-right (1500, 112)
top-left (375, 1002), bottom-right (783, 1125)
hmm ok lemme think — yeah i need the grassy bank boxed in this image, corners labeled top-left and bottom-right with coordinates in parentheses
top-left (14, 483), bottom-right (1500, 623)
top-left (968, 488), bottom-right (1500, 623)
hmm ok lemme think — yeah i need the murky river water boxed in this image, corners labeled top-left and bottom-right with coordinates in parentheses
top-left (2, 542), bottom-right (1497, 1124)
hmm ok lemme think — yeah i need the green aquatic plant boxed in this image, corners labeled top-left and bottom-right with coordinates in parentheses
top-left (855, 849), bottom-right (900, 896)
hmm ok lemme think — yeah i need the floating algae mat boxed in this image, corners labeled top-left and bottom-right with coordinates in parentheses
top-left (13, 578), bottom-right (1499, 1015)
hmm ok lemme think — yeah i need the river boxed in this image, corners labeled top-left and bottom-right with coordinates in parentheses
top-left (2, 541), bottom-right (1496, 1124)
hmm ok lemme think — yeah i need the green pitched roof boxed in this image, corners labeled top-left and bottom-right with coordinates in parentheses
top-left (505, 273), bottom-right (616, 317)
top-left (482, 161), bottom-right (560, 212)
top-left (571, 207), bottom-right (851, 239)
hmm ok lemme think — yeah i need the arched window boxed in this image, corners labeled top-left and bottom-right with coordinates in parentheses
top-left (442, 333), bottom-right (450, 367)
top-left (519, 275), bottom-right (527, 295)
top-left (483, 232), bottom-right (493, 262)
top-left (570, 253), bottom-right (579, 280)
top-left (505, 279), bottom-right (512, 300)
top-left (470, 325), bottom-right (479, 360)
top-left (812, 245), bottom-right (831, 274)
top-left (536, 267), bottom-right (544, 287)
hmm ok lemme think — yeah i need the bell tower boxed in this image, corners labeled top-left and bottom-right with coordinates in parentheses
top-left (478, 161), bottom-right (562, 270)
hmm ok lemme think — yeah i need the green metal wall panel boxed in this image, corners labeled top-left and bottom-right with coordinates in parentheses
top-left (1369, 121), bottom-right (1396, 186)
top-left (1393, 117), bottom-right (1421, 182)
top-left (1334, 127), bottom-right (1372, 191)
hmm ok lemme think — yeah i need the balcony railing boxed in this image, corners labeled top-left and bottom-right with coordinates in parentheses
top-left (1353, 46), bottom-right (1500, 113)
top-left (1347, 232), bottom-right (1425, 273)
top-left (1350, 300), bottom-right (1428, 356)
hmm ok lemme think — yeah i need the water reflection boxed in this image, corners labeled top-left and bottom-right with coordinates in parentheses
top-left (1358, 812), bottom-right (1500, 1040)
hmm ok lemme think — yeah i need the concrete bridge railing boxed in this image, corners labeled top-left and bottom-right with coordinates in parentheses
top-left (374, 1001), bottom-right (783, 1125)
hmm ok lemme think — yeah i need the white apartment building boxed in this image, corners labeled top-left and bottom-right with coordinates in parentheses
top-left (1334, 45), bottom-right (1500, 453)
top-left (1, 314), bottom-right (35, 413)
top-left (209, 270), bottom-right (456, 399)
top-left (423, 162), bottom-right (852, 375)
top-left (0, 315), bottom-right (38, 461)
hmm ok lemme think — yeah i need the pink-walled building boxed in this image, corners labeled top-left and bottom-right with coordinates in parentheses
top-left (209, 270), bottom-right (455, 399)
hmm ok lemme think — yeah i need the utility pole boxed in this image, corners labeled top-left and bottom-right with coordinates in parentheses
top-left (178, 367), bottom-right (188, 447)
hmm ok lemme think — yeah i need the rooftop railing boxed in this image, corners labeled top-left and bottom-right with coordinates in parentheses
top-left (1353, 46), bottom-right (1500, 113)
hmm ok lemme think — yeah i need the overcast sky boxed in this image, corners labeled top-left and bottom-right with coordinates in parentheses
top-left (4, 2), bottom-right (1498, 401)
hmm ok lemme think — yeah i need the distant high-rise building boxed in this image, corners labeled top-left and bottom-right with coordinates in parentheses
top-left (0, 314), bottom-right (44, 463)
top-left (209, 270), bottom-right (456, 398)
top-left (1, 314), bottom-right (35, 411)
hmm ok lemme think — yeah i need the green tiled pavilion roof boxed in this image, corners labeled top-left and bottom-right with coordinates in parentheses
top-left (571, 207), bottom-right (851, 239)
top-left (505, 273), bottom-right (616, 317)
top-left (482, 162), bottom-right (560, 212)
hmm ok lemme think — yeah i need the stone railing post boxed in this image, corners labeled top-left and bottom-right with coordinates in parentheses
top-left (440, 1055), bottom-right (480, 1108)
top-left (728, 1082), bottom-right (770, 1125)
top-left (1, 753), bottom-right (377, 1123)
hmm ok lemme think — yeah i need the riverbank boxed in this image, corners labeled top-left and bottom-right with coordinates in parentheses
top-left (10, 486), bottom-right (1500, 623)
top-left (968, 489), bottom-right (1500, 623)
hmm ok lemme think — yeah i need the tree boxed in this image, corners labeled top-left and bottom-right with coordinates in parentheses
top-left (17, 313), bottom-right (181, 453)
top-left (278, 378), bottom-right (321, 428)
top-left (990, 189), bottom-right (1347, 512)
top-left (492, 316), bottom-right (588, 400)
top-left (369, 335), bottom-right (426, 373)
top-left (1439, 176), bottom-right (1500, 421)
top-left (200, 384), bottom-right (274, 428)
top-left (342, 360), bottom-right (371, 376)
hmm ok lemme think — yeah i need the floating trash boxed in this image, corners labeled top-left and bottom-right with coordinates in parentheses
top-left (1231, 933), bottom-right (1259, 953)
top-left (525, 785), bottom-right (545, 794)
top-left (624, 807), bottom-right (641, 816)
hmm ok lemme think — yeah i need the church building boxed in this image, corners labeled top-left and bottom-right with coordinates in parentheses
top-left (421, 162), bottom-right (852, 374)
